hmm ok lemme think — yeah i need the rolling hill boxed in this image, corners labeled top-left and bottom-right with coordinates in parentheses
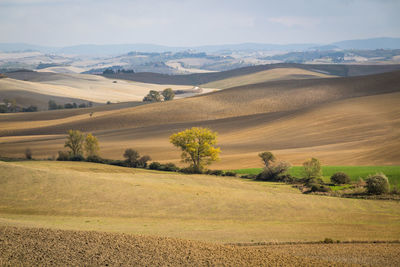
top-left (200, 67), bottom-right (336, 89)
top-left (1, 161), bottom-right (399, 266)
top-left (1, 161), bottom-right (399, 243)
top-left (0, 70), bottom-right (399, 167)
top-left (102, 63), bottom-right (400, 85)
top-left (0, 71), bottom-right (195, 105)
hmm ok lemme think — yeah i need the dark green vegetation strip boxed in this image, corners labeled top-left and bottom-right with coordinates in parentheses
top-left (233, 166), bottom-right (400, 186)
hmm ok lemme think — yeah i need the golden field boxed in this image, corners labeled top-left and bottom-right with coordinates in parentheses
top-left (0, 70), bottom-right (399, 168)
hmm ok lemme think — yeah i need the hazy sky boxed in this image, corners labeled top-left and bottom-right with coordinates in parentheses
top-left (0, 0), bottom-right (399, 46)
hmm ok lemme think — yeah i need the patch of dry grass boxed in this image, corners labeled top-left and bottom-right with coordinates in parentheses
top-left (0, 161), bottom-right (399, 243)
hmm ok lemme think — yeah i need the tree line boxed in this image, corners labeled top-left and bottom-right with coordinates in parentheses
top-left (48, 100), bottom-right (93, 110)
top-left (0, 98), bottom-right (38, 113)
top-left (143, 88), bottom-right (175, 102)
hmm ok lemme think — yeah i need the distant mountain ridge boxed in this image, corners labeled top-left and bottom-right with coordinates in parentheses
top-left (1, 37), bottom-right (400, 55)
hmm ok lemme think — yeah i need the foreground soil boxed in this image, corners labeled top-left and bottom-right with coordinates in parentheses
top-left (1, 226), bottom-right (399, 266)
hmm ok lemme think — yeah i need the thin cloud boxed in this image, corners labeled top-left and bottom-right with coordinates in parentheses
top-left (267, 16), bottom-right (319, 28)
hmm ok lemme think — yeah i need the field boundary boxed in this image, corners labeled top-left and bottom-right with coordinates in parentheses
top-left (227, 240), bottom-right (400, 247)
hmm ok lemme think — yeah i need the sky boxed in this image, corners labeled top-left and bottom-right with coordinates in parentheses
top-left (0, 0), bottom-right (399, 47)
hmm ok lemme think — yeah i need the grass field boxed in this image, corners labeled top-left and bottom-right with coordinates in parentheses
top-left (1, 160), bottom-right (400, 244)
top-left (232, 166), bottom-right (400, 186)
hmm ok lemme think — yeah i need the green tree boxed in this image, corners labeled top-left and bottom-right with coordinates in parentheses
top-left (143, 90), bottom-right (162, 102)
top-left (169, 127), bottom-right (220, 172)
top-left (48, 100), bottom-right (58, 110)
top-left (162, 88), bottom-right (175, 101)
top-left (64, 130), bottom-right (84, 157)
top-left (302, 157), bottom-right (322, 181)
top-left (84, 133), bottom-right (99, 157)
top-left (123, 148), bottom-right (140, 166)
top-left (258, 151), bottom-right (276, 167)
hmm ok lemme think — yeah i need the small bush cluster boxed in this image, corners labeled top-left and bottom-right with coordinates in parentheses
top-left (240, 174), bottom-right (257, 179)
top-left (310, 184), bottom-right (332, 193)
top-left (149, 162), bottom-right (179, 172)
top-left (365, 173), bottom-right (390, 195)
top-left (323, 238), bottom-right (334, 244)
top-left (256, 161), bottom-right (291, 182)
top-left (205, 170), bottom-right (237, 177)
top-left (330, 172), bottom-right (350, 184)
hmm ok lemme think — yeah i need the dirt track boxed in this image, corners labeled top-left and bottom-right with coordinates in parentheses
top-left (1, 226), bottom-right (399, 266)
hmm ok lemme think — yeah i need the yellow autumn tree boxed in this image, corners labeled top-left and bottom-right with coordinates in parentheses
top-left (64, 130), bottom-right (84, 158)
top-left (169, 127), bottom-right (220, 172)
top-left (84, 133), bottom-right (99, 158)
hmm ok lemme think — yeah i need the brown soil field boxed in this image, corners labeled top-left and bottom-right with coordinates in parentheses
top-left (0, 71), bottom-right (399, 167)
top-left (1, 226), bottom-right (399, 266)
top-left (101, 63), bottom-right (400, 85)
top-left (201, 67), bottom-right (336, 89)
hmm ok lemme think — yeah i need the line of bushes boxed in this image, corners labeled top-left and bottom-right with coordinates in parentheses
top-left (240, 152), bottom-right (398, 196)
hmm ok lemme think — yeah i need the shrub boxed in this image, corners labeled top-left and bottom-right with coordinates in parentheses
top-left (208, 170), bottom-right (224, 176)
top-left (162, 163), bottom-right (179, 172)
top-left (240, 174), bottom-right (257, 179)
top-left (391, 186), bottom-right (400, 195)
top-left (277, 174), bottom-right (296, 183)
top-left (330, 172), bottom-right (350, 184)
top-left (323, 238), bottom-right (334, 244)
top-left (137, 155), bottom-right (151, 168)
top-left (108, 159), bottom-right (126, 167)
top-left (149, 162), bottom-right (162, 170)
top-left (224, 171), bottom-right (237, 177)
top-left (179, 167), bottom-right (202, 174)
top-left (86, 155), bottom-right (104, 163)
top-left (149, 162), bottom-right (179, 172)
top-left (366, 173), bottom-right (390, 195)
top-left (70, 155), bottom-right (84, 161)
top-left (25, 148), bottom-right (32, 160)
top-left (256, 161), bottom-right (291, 181)
top-left (310, 184), bottom-right (331, 193)
top-left (57, 151), bottom-right (70, 161)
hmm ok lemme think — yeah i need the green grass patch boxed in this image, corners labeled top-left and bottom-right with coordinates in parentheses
top-left (232, 166), bottom-right (400, 187)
